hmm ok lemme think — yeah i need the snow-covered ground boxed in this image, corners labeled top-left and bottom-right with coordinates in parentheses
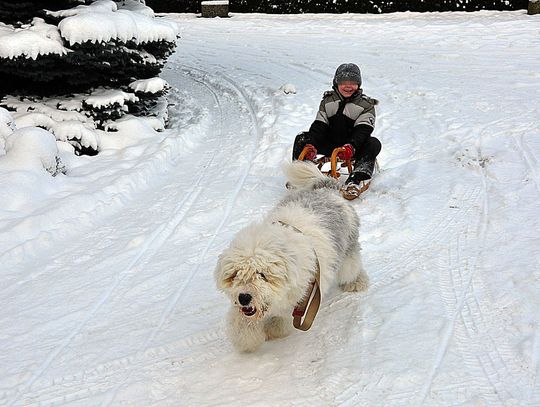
top-left (1, 10), bottom-right (540, 406)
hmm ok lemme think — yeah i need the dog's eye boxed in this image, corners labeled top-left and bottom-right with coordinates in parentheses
top-left (224, 271), bottom-right (238, 286)
top-left (257, 272), bottom-right (268, 282)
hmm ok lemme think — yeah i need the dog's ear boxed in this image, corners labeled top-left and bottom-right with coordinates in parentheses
top-left (214, 255), bottom-right (237, 290)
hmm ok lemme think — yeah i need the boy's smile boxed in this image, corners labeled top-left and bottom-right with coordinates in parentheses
top-left (337, 81), bottom-right (359, 98)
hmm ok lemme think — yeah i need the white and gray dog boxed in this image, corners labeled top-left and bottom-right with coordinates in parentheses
top-left (214, 161), bottom-right (369, 352)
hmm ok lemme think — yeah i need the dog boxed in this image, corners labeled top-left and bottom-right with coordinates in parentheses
top-left (214, 160), bottom-right (369, 352)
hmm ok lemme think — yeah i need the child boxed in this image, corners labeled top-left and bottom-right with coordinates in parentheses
top-left (292, 63), bottom-right (381, 190)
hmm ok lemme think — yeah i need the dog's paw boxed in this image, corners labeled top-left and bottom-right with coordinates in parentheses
top-left (340, 273), bottom-right (369, 292)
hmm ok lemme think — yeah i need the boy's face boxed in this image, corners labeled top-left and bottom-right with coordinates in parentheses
top-left (337, 81), bottom-right (359, 98)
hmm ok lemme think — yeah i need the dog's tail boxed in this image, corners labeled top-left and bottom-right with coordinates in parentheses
top-left (283, 161), bottom-right (339, 191)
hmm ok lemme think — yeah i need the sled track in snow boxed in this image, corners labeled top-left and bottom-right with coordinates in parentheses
top-left (4, 67), bottom-right (264, 407)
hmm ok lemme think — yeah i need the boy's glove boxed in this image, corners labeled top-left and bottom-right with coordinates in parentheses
top-left (303, 144), bottom-right (317, 160)
top-left (337, 144), bottom-right (355, 161)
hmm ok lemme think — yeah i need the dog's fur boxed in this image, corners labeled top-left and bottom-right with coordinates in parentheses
top-left (214, 161), bottom-right (369, 352)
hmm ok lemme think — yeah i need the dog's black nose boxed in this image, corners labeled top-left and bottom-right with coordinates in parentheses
top-left (238, 293), bottom-right (252, 306)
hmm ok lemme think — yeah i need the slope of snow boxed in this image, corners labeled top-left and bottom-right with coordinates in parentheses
top-left (1, 10), bottom-right (540, 407)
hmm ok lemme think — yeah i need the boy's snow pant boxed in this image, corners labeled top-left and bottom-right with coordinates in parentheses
top-left (292, 131), bottom-right (381, 183)
top-left (293, 132), bottom-right (381, 164)
top-left (347, 137), bottom-right (381, 183)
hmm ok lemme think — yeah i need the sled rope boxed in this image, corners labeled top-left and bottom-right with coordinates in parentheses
top-left (274, 220), bottom-right (322, 331)
top-left (292, 258), bottom-right (321, 331)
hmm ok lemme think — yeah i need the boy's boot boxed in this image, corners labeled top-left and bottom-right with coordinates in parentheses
top-left (341, 158), bottom-right (375, 200)
top-left (345, 157), bottom-right (375, 185)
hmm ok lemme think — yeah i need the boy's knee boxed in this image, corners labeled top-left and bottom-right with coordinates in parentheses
top-left (368, 137), bottom-right (382, 156)
top-left (292, 132), bottom-right (312, 160)
top-left (355, 137), bottom-right (381, 160)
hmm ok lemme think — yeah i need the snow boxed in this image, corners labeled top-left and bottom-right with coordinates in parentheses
top-left (0, 18), bottom-right (67, 59)
top-left (0, 1), bottom-right (177, 60)
top-left (116, 0), bottom-right (156, 17)
top-left (0, 107), bottom-right (16, 152)
top-left (129, 77), bottom-right (169, 94)
top-left (83, 88), bottom-right (138, 109)
top-left (280, 83), bottom-right (297, 94)
top-left (0, 127), bottom-right (59, 175)
top-left (56, 0), bottom-right (178, 45)
top-left (1, 10), bottom-right (540, 407)
top-left (201, 1), bottom-right (230, 5)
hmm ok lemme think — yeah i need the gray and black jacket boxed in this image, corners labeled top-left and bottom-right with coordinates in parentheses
top-left (306, 88), bottom-right (378, 156)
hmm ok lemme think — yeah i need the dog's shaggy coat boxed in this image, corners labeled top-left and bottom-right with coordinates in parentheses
top-left (214, 161), bottom-right (368, 352)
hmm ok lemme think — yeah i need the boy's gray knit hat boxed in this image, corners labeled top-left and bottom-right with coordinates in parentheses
top-left (333, 63), bottom-right (362, 86)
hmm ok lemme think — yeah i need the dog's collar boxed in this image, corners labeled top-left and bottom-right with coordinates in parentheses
top-left (273, 220), bottom-right (303, 235)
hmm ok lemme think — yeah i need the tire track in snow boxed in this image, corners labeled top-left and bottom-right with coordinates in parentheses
top-left (101, 65), bottom-right (264, 406)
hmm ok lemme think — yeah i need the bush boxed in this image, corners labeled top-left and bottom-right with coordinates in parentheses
top-left (0, 0), bottom-right (178, 94)
top-left (0, 0), bottom-right (178, 157)
top-left (145, 0), bottom-right (528, 13)
top-left (230, 0), bottom-right (527, 13)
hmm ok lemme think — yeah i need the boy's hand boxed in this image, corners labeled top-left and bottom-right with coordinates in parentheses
top-left (303, 144), bottom-right (317, 160)
top-left (337, 144), bottom-right (355, 160)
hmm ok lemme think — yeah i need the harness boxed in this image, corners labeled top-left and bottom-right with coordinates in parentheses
top-left (274, 220), bottom-right (321, 331)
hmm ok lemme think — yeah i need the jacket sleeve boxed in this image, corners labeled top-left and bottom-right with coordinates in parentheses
top-left (350, 104), bottom-right (376, 151)
top-left (306, 99), bottom-right (330, 148)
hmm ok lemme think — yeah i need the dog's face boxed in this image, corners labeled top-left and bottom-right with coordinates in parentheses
top-left (215, 248), bottom-right (290, 320)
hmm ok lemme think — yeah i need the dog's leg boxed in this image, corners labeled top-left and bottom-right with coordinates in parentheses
top-left (338, 244), bottom-right (369, 292)
top-left (264, 316), bottom-right (291, 341)
top-left (226, 308), bottom-right (266, 352)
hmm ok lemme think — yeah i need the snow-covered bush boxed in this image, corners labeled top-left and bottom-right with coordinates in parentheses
top-left (0, 126), bottom-right (66, 176)
top-left (0, 0), bottom-right (178, 93)
top-left (0, 107), bottom-right (16, 154)
top-left (0, 0), bottom-right (177, 160)
top-left (2, 79), bottom-right (169, 156)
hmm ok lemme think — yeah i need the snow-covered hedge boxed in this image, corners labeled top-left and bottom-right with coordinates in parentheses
top-left (146, 0), bottom-right (528, 13)
top-left (0, 0), bottom-right (178, 93)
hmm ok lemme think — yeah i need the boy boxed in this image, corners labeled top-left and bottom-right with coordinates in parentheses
top-left (292, 63), bottom-right (381, 192)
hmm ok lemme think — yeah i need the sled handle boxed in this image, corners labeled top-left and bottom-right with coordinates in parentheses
top-left (298, 145), bottom-right (310, 161)
top-left (330, 147), bottom-right (353, 179)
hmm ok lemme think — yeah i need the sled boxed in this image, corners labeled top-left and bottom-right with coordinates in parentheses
top-left (298, 145), bottom-right (371, 200)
